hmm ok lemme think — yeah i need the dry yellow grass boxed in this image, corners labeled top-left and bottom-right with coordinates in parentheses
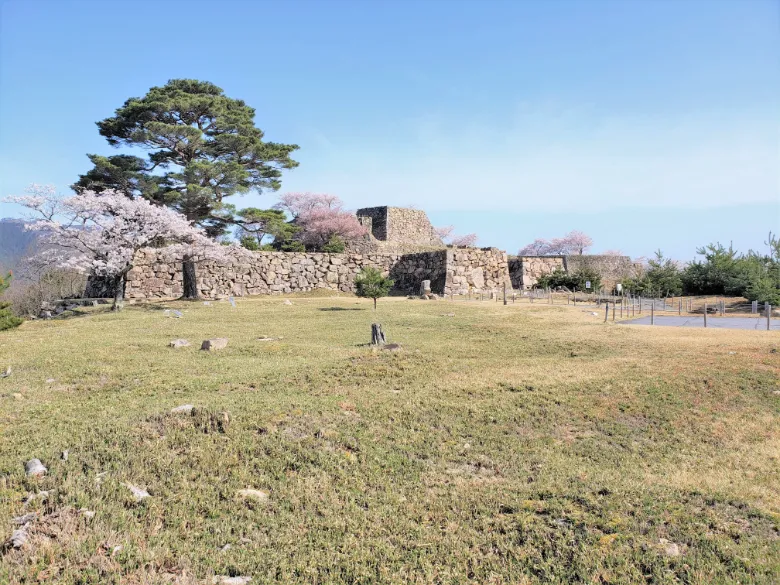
top-left (0, 294), bottom-right (778, 584)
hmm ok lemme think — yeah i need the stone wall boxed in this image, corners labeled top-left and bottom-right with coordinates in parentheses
top-left (508, 255), bottom-right (636, 290)
top-left (444, 248), bottom-right (512, 295)
top-left (509, 256), bottom-right (565, 289)
top-left (353, 206), bottom-right (443, 253)
top-left (124, 248), bottom-right (448, 300)
top-left (564, 255), bottom-right (637, 291)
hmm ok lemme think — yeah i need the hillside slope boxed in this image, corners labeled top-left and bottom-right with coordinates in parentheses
top-left (0, 218), bottom-right (38, 273)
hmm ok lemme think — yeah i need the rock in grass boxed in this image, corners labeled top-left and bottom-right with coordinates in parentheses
top-left (170, 404), bottom-right (195, 414)
top-left (381, 343), bottom-right (402, 352)
top-left (79, 509), bottom-right (95, 519)
top-left (282, 299), bottom-right (292, 306)
top-left (1, 366), bottom-right (11, 378)
top-left (25, 459), bottom-right (47, 477)
top-left (213, 577), bottom-right (252, 585)
top-left (257, 336), bottom-right (283, 342)
top-left (169, 339), bottom-right (191, 348)
top-left (125, 482), bottom-right (151, 501)
top-left (236, 488), bottom-right (269, 503)
top-left (212, 577), bottom-right (252, 585)
top-left (12, 513), bottom-right (36, 525)
top-left (201, 338), bottom-right (229, 351)
top-left (8, 525), bottom-right (30, 549)
top-left (61, 450), bottom-right (69, 461)
top-left (658, 538), bottom-right (681, 557)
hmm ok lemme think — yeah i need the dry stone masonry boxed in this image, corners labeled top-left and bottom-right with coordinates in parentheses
top-left (120, 206), bottom-right (637, 300)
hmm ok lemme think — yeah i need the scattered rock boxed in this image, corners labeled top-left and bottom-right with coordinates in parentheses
top-left (23, 491), bottom-right (48, 505)
top-left (382, 343), bottom-right (403, 352)
top-left (8, 525), bottom-right (29, 549)
top-left (95, 471), bottom-right (108, 485)
top-left (170, 404), bottom-right (195, 414)
top-left (282, 299), bottom-right (292, 306)
top-left (45, 378), bottom-right (55, 384)
top-left (79, 509), bottom-right (95, 520)
top-left (442, 313), bottom-right (455, 317)
top-left (169, 339), bottom-right (191, 348)
top-left (658, 538), bottom-right (681, 557)
top-left (203, 301), bottom-right (212, 306)
top-left (236, 488), bottom-right (269, 503)
top-left (201, 338), bottom-right (229, 351)
top-left (25, 459), bottom-right (47, 477)
top-left (61, 450), bottom-right (69, 461)
top-left (125, 482), bottom-right (151, 501)
top-left (41, 310), bottom-right (52, 319)
top-left (1, 366), bottom-right (11, 378)
top-left (92, 300), bottom-right (99, 307)
top-left (257, 336), bottom-right (283, 342)
top-left (12, 513), bottom-right (36, 525)
top-left (12, 393), bottom-right (22, 400)
top-left (213, 577), bottom-right (252, 585)
top-left (111, 545), bottom-right (122, 556)
top-left (220, 543), bottom-right (232, 552)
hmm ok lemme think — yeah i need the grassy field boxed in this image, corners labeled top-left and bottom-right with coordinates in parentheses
top-left (0, 294), bottom-right (778, 584)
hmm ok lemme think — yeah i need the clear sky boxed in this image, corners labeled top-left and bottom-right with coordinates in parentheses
top-left (1, 0), bottom-right (778, 260)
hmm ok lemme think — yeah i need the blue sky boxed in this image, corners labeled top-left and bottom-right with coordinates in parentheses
top-left (0, 0), bottom-right (778, 260)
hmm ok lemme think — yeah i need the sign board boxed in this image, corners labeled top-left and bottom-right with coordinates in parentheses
top-left (585, 281), bottom-right (591, 289)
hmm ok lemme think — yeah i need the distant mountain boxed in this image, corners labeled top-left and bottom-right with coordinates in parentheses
top-left (0, 219), bottom-right (39, 274)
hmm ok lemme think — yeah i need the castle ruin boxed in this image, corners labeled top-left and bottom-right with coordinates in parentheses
top-left (123, 205), bottom-right (636, 300)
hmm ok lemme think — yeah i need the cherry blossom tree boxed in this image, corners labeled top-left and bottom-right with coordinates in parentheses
top-left (450, 233), bottom-right (478, 247)
top-left (7, 185), bottom-right (234, 310)
top-left (435, 225), bottom-right (479, 247)
top-left (434, 225), bottom-right (455, 241)
top-left (518, 238), bottom-right (552, 256)
top-left (564, 230), bottom-right (593, 255)
top-left (274, 192), bottom-right (366, 251)
top-left (517, 231), bottom-right (594, 256)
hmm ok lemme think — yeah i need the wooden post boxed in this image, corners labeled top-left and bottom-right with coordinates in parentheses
top-left (371, 323), bottom-right (386, 345)
top-left (678, 299), bottom-right (681, 315)
top-left (573, 289), bottom-right (576, 306)
top-left (639, 296), bottom-right (642, 314)
top-left (549, 289), bottom-right (552, 304)
top-left (768, 304), bottom-right (772, 331)
top-left (503, 284), bottom-right (507, 306)
top-left (612, 302), bottom-right (616, 321)
top-left (650, 302), bottom-right (654, 325)
top-left (703, 303), bottom-right (707, 328)
top-left (512, 292), bottom-right (516, 303)
top-left (604, 303), bottom-right (609, 322)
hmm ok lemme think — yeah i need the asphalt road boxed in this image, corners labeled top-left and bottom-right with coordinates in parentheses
top-left (620, 316), bottom-right (779, 331)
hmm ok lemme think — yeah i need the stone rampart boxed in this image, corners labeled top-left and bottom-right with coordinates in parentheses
top-left (124, 249), bottom-right (448, 300)
top-left (444, 248), bottom-right (512, 295)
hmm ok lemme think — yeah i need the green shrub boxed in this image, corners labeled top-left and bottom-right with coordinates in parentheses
top-left (354, 267), bottom-right (394, 310)
top-left (322, 235), bottom-right (346, 254)
top-left (0, 272), bottom-right (22, 331)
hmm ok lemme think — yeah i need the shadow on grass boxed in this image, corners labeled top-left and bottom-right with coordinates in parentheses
top-left (318, 307), bottom-right (366, 312)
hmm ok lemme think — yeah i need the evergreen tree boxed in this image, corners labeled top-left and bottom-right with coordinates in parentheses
top-left (354, 267), bottom-right (394, 310)
top-left (74, 79), bottom-right (299, 298)
top-left (0, 272), bottom-right (23, 331)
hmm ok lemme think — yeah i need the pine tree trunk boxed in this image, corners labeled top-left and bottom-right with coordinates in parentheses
top-left (371, 323), bottom-right (386, 345)
top-left (182, 257), bottom-right (199, 300)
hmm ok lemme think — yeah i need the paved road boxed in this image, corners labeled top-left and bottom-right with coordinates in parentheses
top-left (620, 316), bottom-right (779, 331)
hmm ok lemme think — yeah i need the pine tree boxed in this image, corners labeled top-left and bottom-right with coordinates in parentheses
top-left (0, 272), bottom-right (23, 331)
top-left (74, 79), bottom-right (299, 298)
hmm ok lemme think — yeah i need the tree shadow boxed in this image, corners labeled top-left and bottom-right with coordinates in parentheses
top-left (318, 307), bottom-right (366, 312)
